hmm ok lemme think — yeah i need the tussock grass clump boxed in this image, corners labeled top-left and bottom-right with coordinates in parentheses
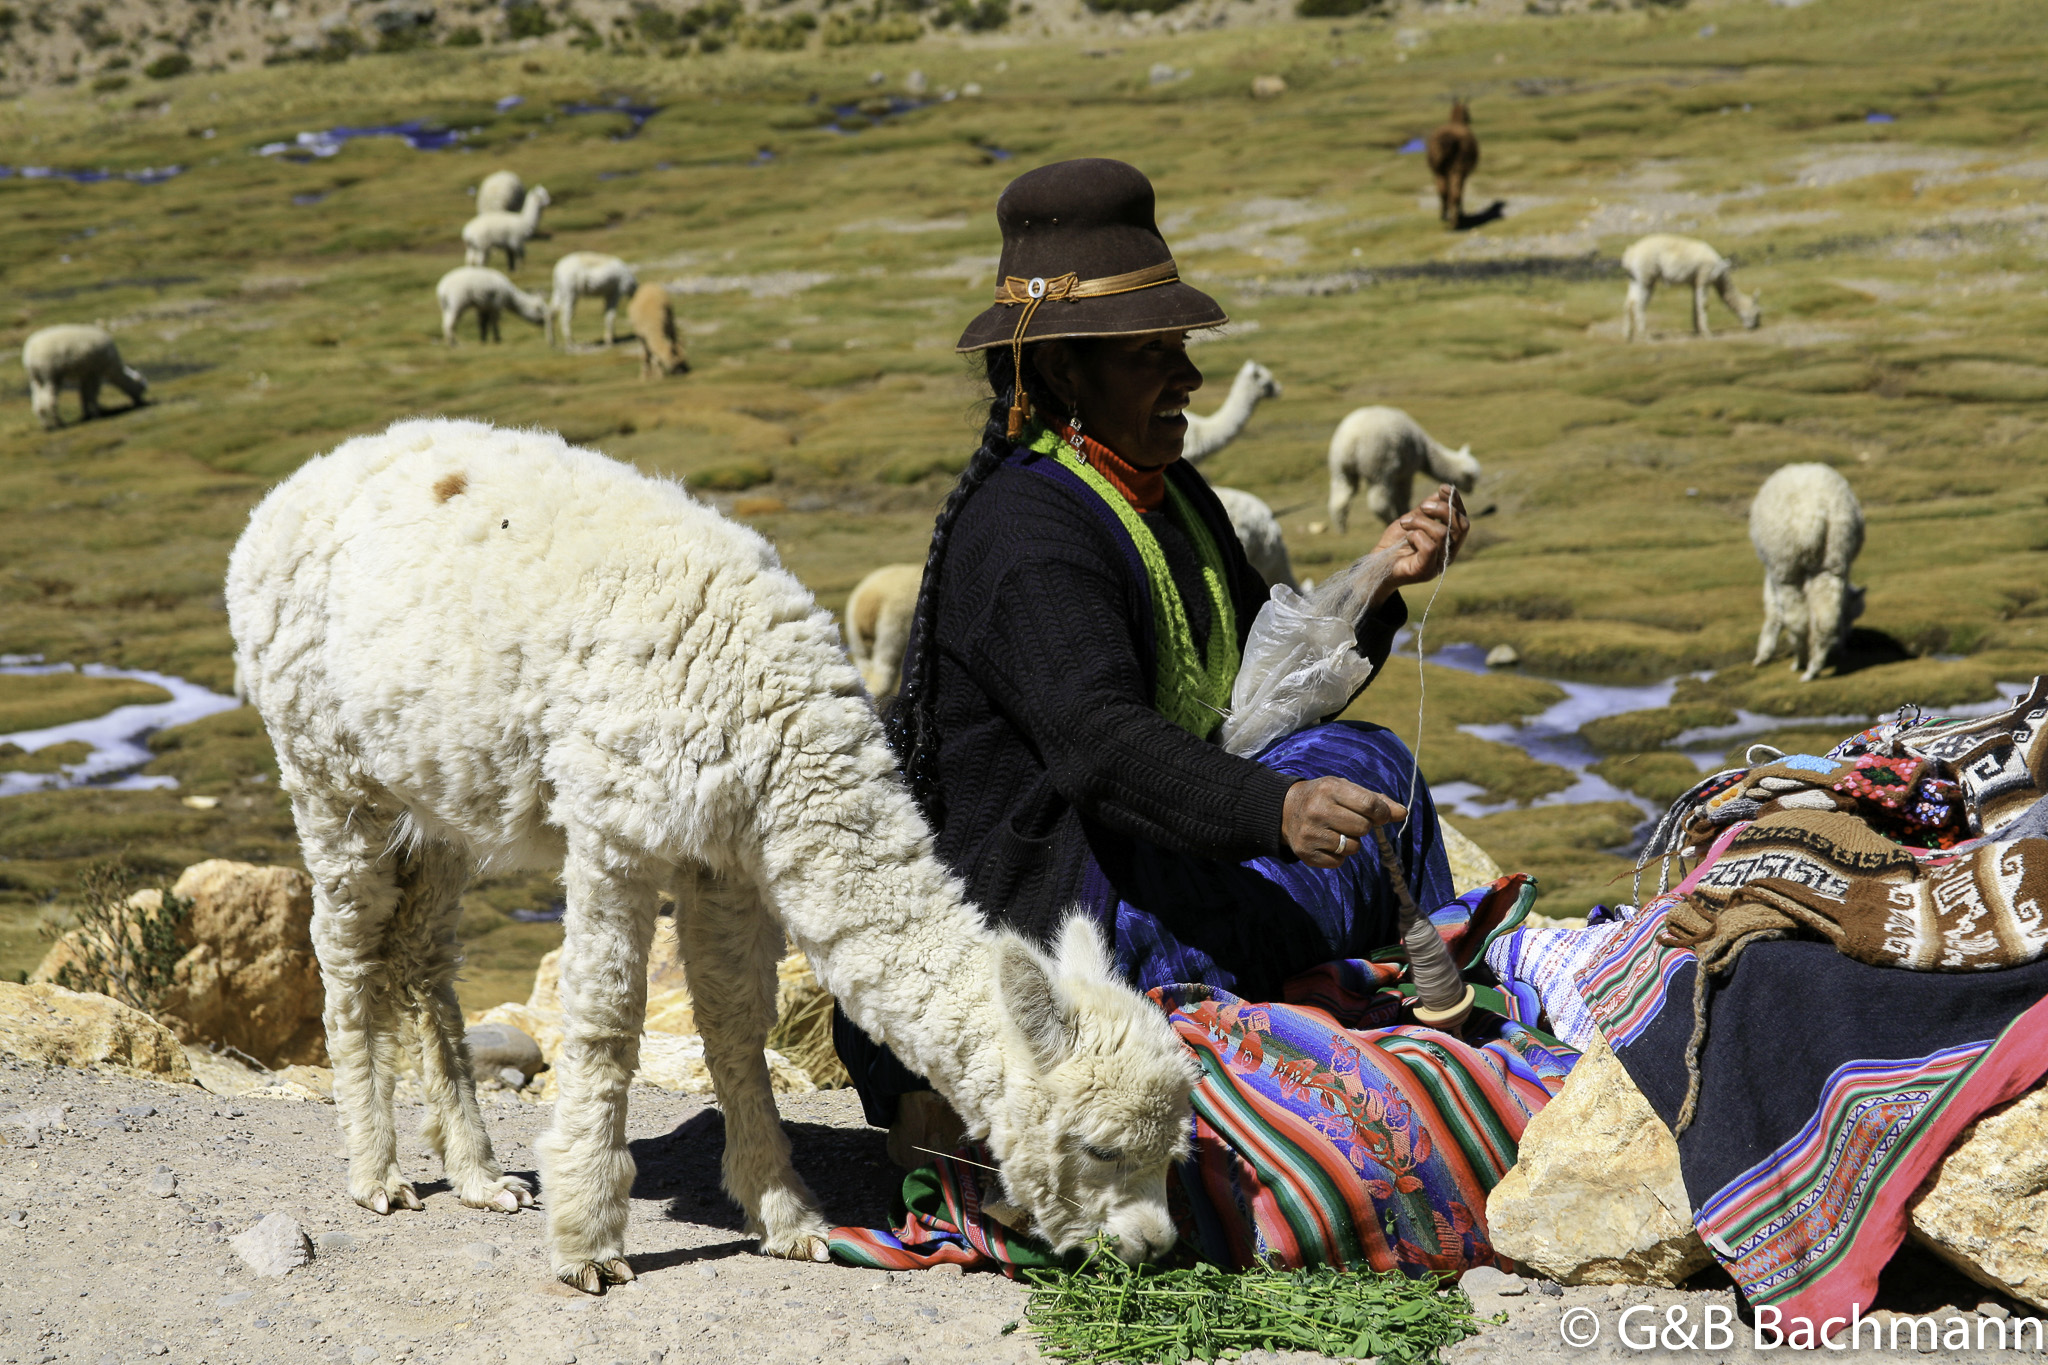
top-left (1021, 1247), bottom-right (1483, 1365)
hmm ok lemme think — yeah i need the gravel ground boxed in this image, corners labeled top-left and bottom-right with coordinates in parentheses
top-left (4, 1059), bottom-right (2034, 1365)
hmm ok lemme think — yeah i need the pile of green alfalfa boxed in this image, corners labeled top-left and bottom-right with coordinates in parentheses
top-left (1014, 1244), bottom-right (1489, 1364)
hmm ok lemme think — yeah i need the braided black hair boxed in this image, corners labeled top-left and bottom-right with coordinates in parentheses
top-left (885, 345), bottom-right (1073, 821)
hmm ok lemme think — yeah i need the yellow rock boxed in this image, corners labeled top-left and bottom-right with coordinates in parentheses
top-left (1488, 1032), bottom-right (1710, 1286)
top-left (0, 981), bottom-right (193, 1082)
top-left (1909, 1086), bottom-right (2048, 1310)
top-left (35, 860), bottom-right (326, 1068)
top-left (1440, 819), bottom-right (1503, 896)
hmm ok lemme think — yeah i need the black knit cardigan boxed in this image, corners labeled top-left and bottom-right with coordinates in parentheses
top-left (916, 447), bottom-right (1407, 947)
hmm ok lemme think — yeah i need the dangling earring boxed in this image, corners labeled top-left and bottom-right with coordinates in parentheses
top-left (1066, 412), bottom-right (1085, 450)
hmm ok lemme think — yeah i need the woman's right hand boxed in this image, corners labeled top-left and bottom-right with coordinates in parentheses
top-left (1283, 777), bottom-right (1407, 869)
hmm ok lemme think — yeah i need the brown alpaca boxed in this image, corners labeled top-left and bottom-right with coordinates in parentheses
top-left (627, 284), bottom-right (690, 380)
top-left (1425, 100), bottom-right (1479, 227)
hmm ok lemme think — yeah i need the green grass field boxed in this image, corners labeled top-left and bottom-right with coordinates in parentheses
top-left (5, 0), bottom-right (2046, 1005)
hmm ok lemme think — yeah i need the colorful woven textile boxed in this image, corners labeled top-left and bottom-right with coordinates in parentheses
top-left (828, 878), bottom-right (1579, 1277)
top-left (1481, 907), bottom-right (1636, 1050)
top-left (1575, 888), bottom-right (2048, 1324)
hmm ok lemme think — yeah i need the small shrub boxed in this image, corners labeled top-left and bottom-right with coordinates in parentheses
top-left (676, 0), bottom-right (739, 33)
top-left (445, 23), bottom-right (483, 44)
top-left (696, 29), bottom-right (725, 50)
top-left (568, 15), bottom-right (603, 49)
top-left (694, 459), bottom-right (774, 491)
top-left (739, 13), bottom-right (815, 48)
top-left (144, 51), bottom-right (193, 78)
top-left (42, 862), bottom-right (192, 1017)
top-left (634, 3), bottom-right (682, 40)
top-left (1297, 0), bottom-right (1386, 15)
top-left (934, 0), bottom-right (1007, 27)
top-left (314, 28), bottom-right (361, 61)
top-left (821, 11), bottom-right (920, 43)
top-left (1083, 0), bottom-right (1186, 12)
top-left (504, 0), bottom-right (553, 39)
top-left (102, 53), bottom-right (129, 69)
top-left (92, 72), bottom-right (129, 90)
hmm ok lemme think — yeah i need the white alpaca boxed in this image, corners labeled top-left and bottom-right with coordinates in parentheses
top-left (435, 267), bottom-right (550, 345)
top-left (549, 252), bottom-right (639, 349)
top-left (461, 186), bottom-right (551, 271)
top-left (1621, 234), bottom-right (1762, 341)
top-left (1326, 407), bottom-right (1480, 532)
top-left (21, 324), bottom-right (147, 429)
top-left (225, 419), bottom-right (1195, 1294)
top-left (476, 169), bottom-right (525, 215)
top-left (1750, 463), bottom-right (1865, 682)
top-left (844, 563), bottom-right (922, 697)
top-left (1211, 487), bottom-right (1298, 591)
top-left (1180, 360), bottom-right (1282, 464)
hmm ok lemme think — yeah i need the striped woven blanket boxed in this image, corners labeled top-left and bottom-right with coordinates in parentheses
top-left (828, 877), bottom-right (1579, 1276)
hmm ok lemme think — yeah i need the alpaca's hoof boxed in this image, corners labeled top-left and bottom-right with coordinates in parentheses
top-left (358, 1181), bottom-right (423, 1215)
top-left (558, 1258), bottom-right (635, 1295)
top-left (460, 1174), bottom-right (534, 1213)
top-left (759, 1226), bottom-right (834, 1262)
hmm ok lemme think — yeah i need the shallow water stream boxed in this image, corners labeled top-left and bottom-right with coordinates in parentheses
top-left (0, 658), bottom-right (239, 798)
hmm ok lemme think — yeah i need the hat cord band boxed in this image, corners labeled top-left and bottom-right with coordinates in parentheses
top-left (996, 260), bottom-right (1183, 438)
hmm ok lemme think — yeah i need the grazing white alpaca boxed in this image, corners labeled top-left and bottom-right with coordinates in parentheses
top-left (226, 419), bottom-right (1195, 1293)
top-left (476, 169), bottom-right (525, 215)
top-left (461, 186), bottom-right (551, 271)
top-left (1750, 463), bottom-right (1865, 682)
top-left (1211, 487), bottom-right (1298, 591)
top-left (1326, 406), bottom-right (1480, 531)
top-left (435, 267), bottom-right (550, 345)
top-left (1621, 234), bottom-right (1762, 341)
top-left (548, 252), bottom-right (639, 349)
top-left (845, 563), bottom-right (922, 697)
top-left (22, 324), bottom-right (148, 429)
top-left (1180, 360), bottom-right (1282, 464)
top-left (627, 284), bottom-right (689, 380)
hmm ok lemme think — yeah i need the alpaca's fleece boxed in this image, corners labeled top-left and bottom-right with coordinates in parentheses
top-left (226, 418), bottom-right (1193, 1290)
top-left (476, 169), bottom-right (525, 215)
top-left (1621, 233), bottom-right (1761, 341)
top-left (461, 186), bottom-right (551, 271)
top-left (1181, 359), bottom-right (1282, 464)
top-left (627, 284), bottom-right (689, 380)
top-left (845, 563), bottom-right (921, 697)
top-left (1326, 406), bottom-right (1480, 532)
top-left (435, 267), bottom-right (549, 346)
top-left (1211, 487), bottom-right (1298, 591)
top-left (549, 252), bottom-right (639, 349)
top-left (21, 324), bottom-right (147, 430)
top-left (1749, 462), bottom-right (1865, 682)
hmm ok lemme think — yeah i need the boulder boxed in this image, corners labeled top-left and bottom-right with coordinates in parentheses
top-left (465, 1022), bottom-right (542, 1077)
top-left (1487, 1032), bottom-right (1710, 1286)
top-left (232, 1211), bottom-right (312, 1277)
top-left (535, 1033), bottom-right (816, 1099)
top-left (1909, 1087), bottom-right (2048, 1310)
top-left (0, 981), bottom-right (193, 1082)
top-left (1441, 819), bottom-right (1504, 896)
top-left (34, 860), bottom-right (326, 1067)
top-left (1485, 644), bottom-right (1521, 668)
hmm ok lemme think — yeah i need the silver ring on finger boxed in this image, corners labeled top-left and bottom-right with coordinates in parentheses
top-left (1335, 833), bottom-right (1349, 857)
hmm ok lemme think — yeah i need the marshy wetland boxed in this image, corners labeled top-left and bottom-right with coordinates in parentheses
top-left (5, 0), bottom-right (2046, 1009)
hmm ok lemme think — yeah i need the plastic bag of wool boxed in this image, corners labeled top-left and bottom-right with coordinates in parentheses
top-left (1218, 547), bottom-right (1397, 762)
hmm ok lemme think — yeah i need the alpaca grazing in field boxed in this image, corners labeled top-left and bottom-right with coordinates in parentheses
top-left (1326, 406), bottom-right (1480, 532)
top-left (226, 419), bottom-right (1195, 1293)
top-left (1180, 360), bottom-right (1282, 464)
top-left (845, 562), bottom-right (922, 698)
top-left (21, 324), bottom-right (147, 429)
top-left (1621, 234), bottom-right (1762, 340)
top-left (461, 186), bottom-right (552, 271)
top-left (435, 267), bottom-right (549, 345)
top-left (549, 252), bottom-right (638, 349)
top-left (1750, 463), bottom-right (1865, 682)
top-left (627, 285), bottom-right (689, 379)
top-left (476, 169), bottom-right (525, 215)
top-left (1211, 487), bottom-right (1299, 591)
top-left (1425, 101), bottom-right (1479, 227)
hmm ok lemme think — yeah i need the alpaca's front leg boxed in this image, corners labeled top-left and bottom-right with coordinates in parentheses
top-left (537, 836), bottom-right (662, 1294)
top-left (1692, 280), bottom-right (1712, 337)
top-left (1327, 469), bottom-right (1354, 533)
top-left (675, 868), bottom-right (832, 1261)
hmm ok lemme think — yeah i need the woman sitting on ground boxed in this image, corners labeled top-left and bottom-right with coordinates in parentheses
top-left (831, 160), bottom-right (1568, 1277)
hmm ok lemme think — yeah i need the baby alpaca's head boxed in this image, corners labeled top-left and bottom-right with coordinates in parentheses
top-left (980, 916), bottom-right (1196, 1263)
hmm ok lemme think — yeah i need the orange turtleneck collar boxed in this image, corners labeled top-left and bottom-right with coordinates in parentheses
top-left (1059, 423), bottom-right (1178, 513)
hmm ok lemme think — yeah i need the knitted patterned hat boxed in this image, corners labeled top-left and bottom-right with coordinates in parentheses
top-left (957, 159), bottom-right (1225, 434)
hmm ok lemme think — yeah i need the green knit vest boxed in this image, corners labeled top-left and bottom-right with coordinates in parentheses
top-left (1030, 428), bottom-right (1239, 739)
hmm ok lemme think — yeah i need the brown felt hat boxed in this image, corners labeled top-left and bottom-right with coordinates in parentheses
top-left (955, 158), bottom-right (1226, 354)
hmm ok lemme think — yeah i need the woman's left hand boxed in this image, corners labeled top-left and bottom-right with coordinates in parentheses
top-left (1376, 485), bottom-right (1469, 591)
